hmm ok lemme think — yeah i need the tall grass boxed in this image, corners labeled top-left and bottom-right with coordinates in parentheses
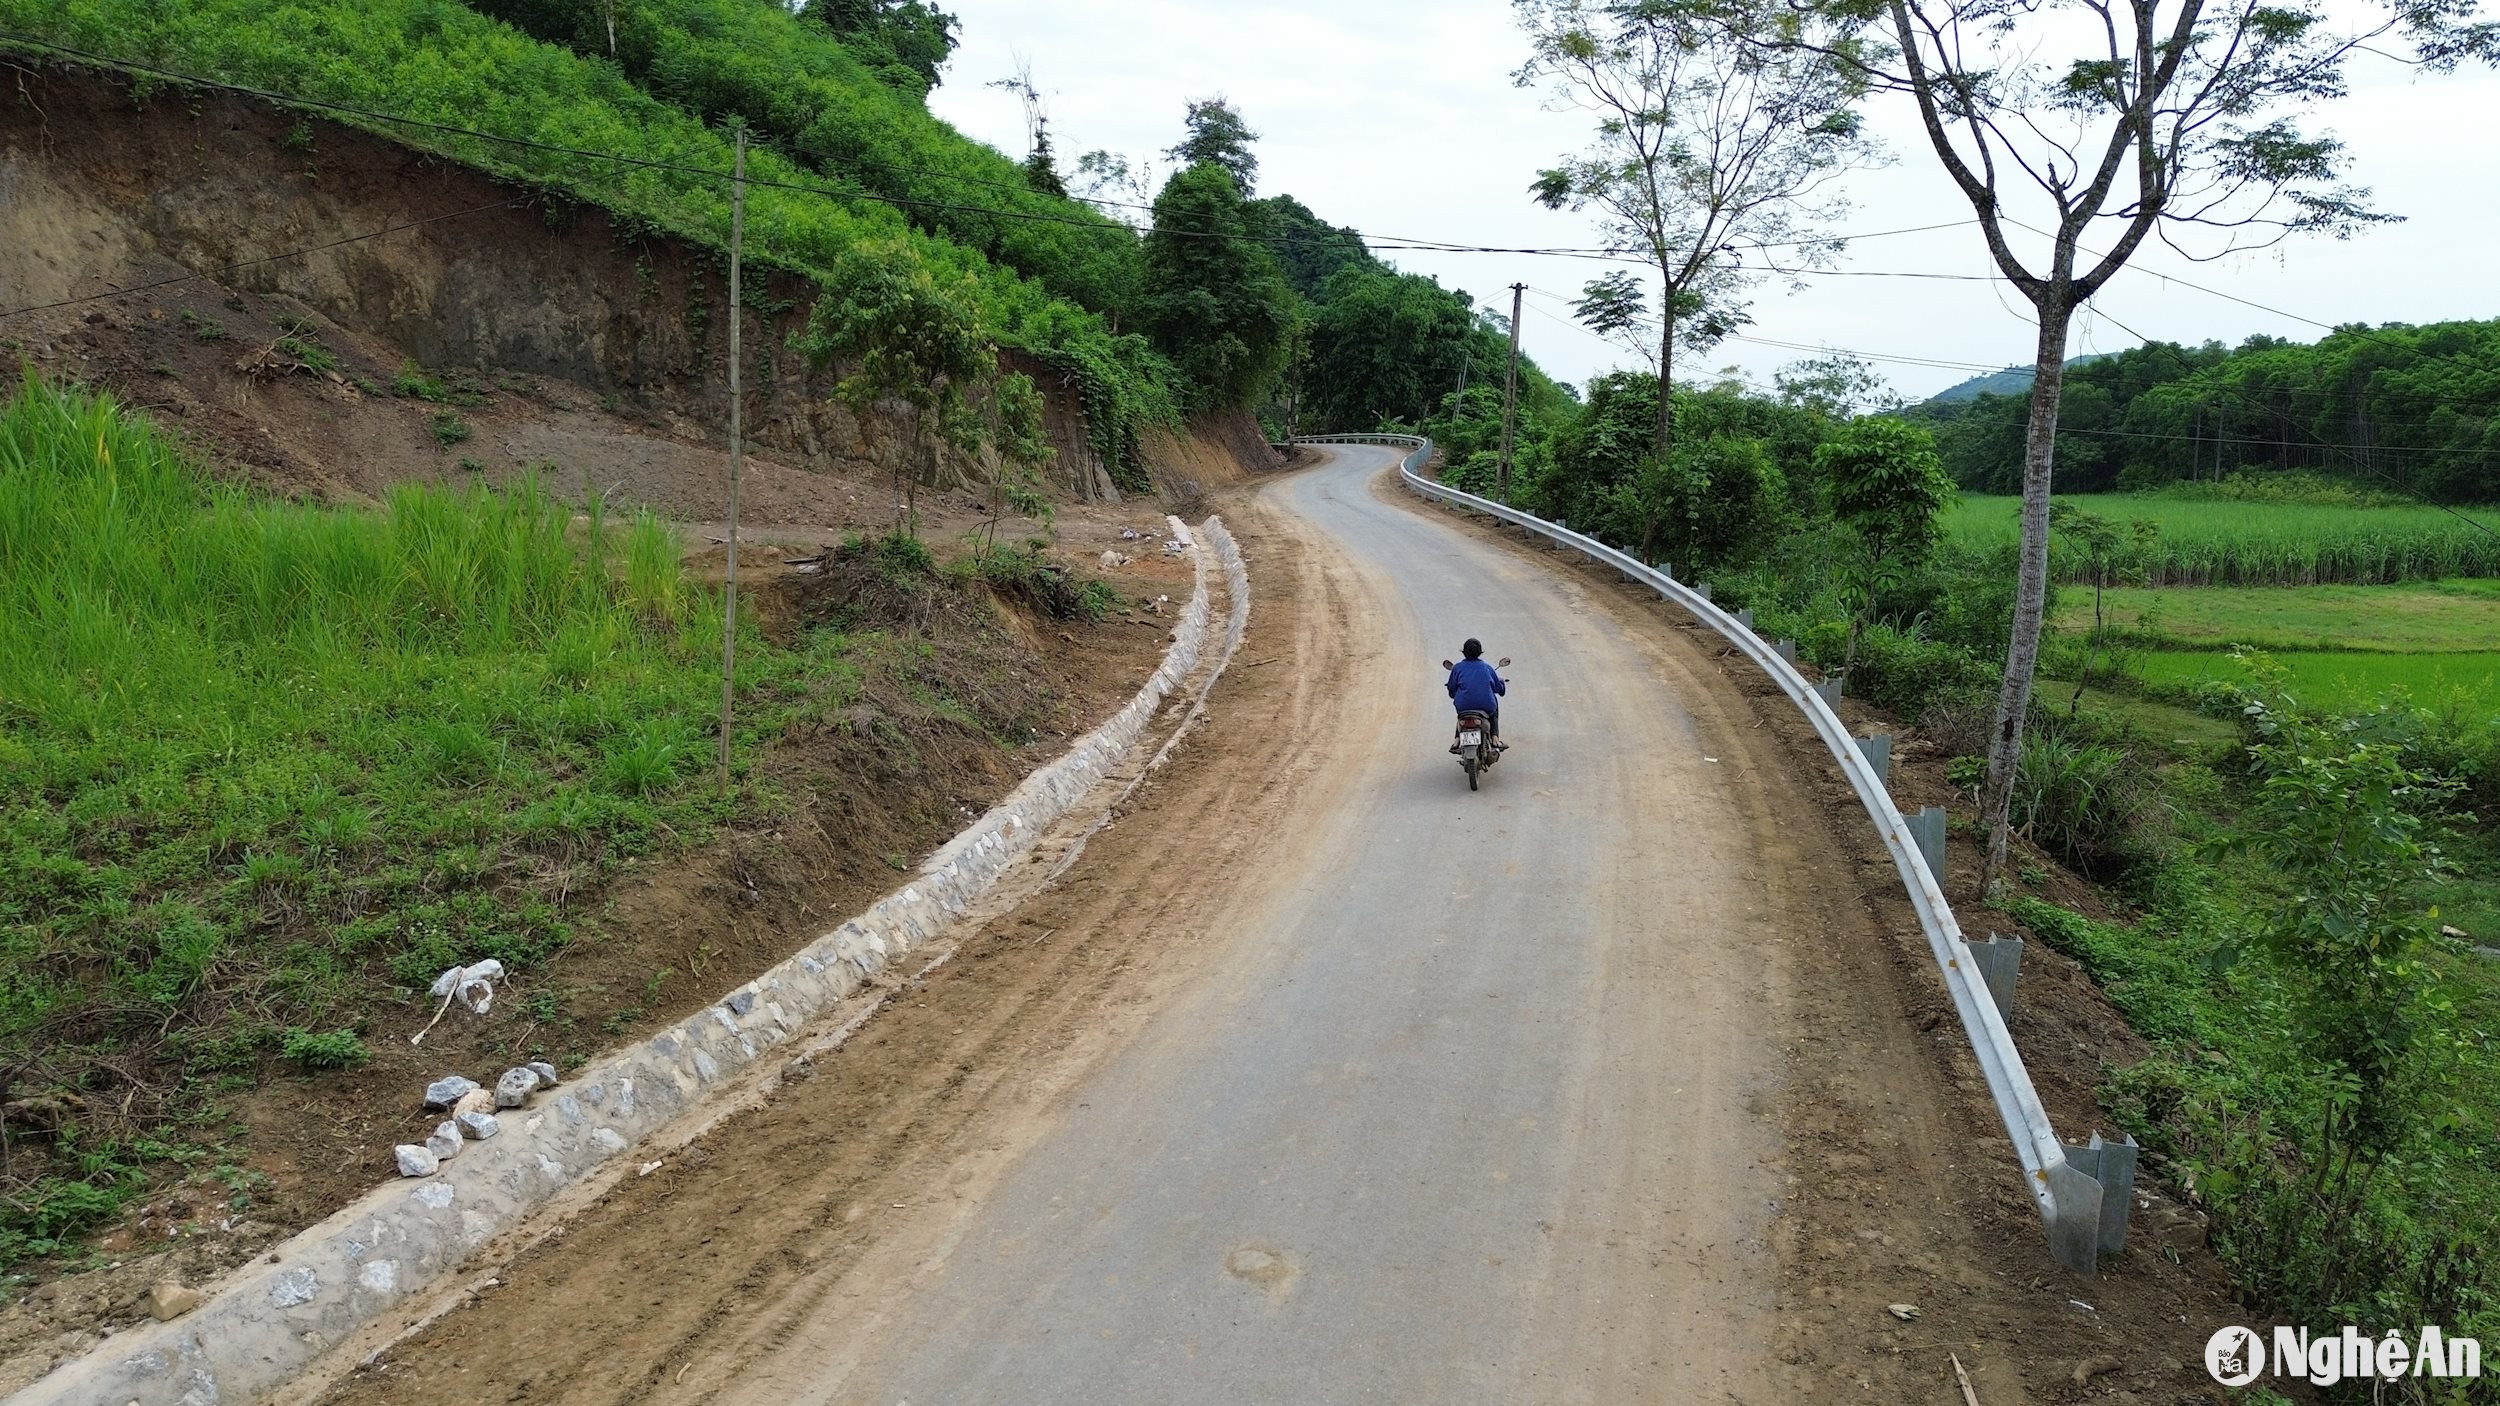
top-left (1947, 493), bottom-right (2500, 585)
top-left (0, 381), bottom-right (843, 1265)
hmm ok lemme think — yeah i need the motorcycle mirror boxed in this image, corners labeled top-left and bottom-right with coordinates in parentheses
top-left (1498, 657), bottom-right (1512, 667)
top-left (1440, 660), bottom-right (1453, 670)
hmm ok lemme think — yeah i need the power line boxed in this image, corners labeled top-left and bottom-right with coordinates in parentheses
top-left (2084, 304), bottom-right (2500, 543)
top-left (1520, 285), bottom-right (2010, 374)
top-left (0, 35), bottom-right (1986, 275)
top-left (1996, 215), bottom-right (2500, 389)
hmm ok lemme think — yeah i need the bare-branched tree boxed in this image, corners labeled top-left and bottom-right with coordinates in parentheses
top-left (1776, 0), bottom-right (2493, 897)
top-left (1516, 0), bottom-right (1880, 456)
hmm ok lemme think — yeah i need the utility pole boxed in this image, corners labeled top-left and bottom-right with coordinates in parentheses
top-left (1496, 282), bottom-right (1525, 499)
top-left (1454, 347), bottom-right (1471, 409)
top-left (717, 125), bottom-right (746, 788)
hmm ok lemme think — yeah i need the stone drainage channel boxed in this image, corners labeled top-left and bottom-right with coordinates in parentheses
top-left (15, 517), bottom-right (1252, 1406)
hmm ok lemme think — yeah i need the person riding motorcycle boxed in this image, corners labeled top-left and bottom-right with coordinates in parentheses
top-left (1444, 639), bottom-right (1508, 752)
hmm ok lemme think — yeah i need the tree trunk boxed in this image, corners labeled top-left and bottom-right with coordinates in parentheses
top-left (1655, 296), bottom-right (1677, 459)
top-left (1977, 299), bottom-right (2072, 899)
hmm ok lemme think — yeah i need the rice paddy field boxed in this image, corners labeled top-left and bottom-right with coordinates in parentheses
top-left (1948, 493), bottom-right (2500, 585)
top-left (2053, 580), bottom-right (2500, 711)
top-left (2128, 649), bottom-right (2500, 712)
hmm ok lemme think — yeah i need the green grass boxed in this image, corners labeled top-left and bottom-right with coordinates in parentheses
top-left (2058, 580), bottom-right (2500, 653)
top-left (2131, 649), bottom-right (2500, 712)
top-left (1948, 493), bottom-right (2500, 584)
top-left (0, 379), bottom-right (857, 1266)
top-left (2038, 680), bottom-right (2242, 759)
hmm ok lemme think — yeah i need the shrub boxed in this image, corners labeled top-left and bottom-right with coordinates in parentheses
top-left (2010, 726), bottom-right (2170, 876)
top-left (279, 1027), bottom-right (372, 1070)
top-left (870, 530), bottom-right (935, 581)
top-left (1442, 450), bottom-right (1502, 497)
top-left (962, 542), bottom-right (1111, 620)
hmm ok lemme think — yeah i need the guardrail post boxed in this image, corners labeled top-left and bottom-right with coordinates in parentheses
top-left (1811, 675), bottom-right (1843, 706)
top-left (1968, 932), bottom-right (2022, 1020)
top-left (1774, 638), bottom-right (1798, 665)
top-left (1907, 805), bottom-right (1946, 883)
top-left (2043, 1160), bottom-right (2111, 1274)
top-left (1734, 607), bottom-right (1755, 630)
top-left (1695, 581), bottom-right (1714, 602)
top-left (1855, 733), bottom-right (1892, 788)
top-left (2064, 1131), bottom-right (2139, 1259)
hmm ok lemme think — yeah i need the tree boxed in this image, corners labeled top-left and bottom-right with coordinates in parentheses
top-left (1164, 97), bottom-right (1260, 196)
top-left (1250, 194), bottom-right (1383, 301)
top-left (802, 0), bottom-right (960, 94)
top-left (1305, 270), bottom-right (1484, 430)
top-left (796, 242), bottom-right (996, 539)
top-left (1515, 0), bottom-right (1876, 457)
top-left (1140, 164), bottom-right (1297, 410)
top-left (1074, 149), bottom-right (1156, 223)
top-left (1774, 353), bottom-right (1897, 418)
top-left (989, 61), bottom-right (1066, 197)
top-left (1816, 417), bottom-right (1953, 681)
top-left (2049, 504), bottom-right (2156, 714)
top-left (2230, 679), bottom-right (2460, 1238)
top-left (1784, 0), bottom-right (2496, 898)
top-left (984, 372), bottom-right (1055, 544)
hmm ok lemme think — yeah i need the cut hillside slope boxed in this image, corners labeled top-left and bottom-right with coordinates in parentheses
top-left (0, 60), bottom-right (1275, 517)
top-left (1, 0), bottom-right (1197, 481)
top-left (0, 54), bottom-right (1276, 1352)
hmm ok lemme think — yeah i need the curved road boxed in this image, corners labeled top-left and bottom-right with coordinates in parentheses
top-left (749, 446), bottom-right (1793, 1403)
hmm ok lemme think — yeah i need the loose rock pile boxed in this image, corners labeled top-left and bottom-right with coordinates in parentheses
top-left (394, 1062), bottom-right (561, 1177)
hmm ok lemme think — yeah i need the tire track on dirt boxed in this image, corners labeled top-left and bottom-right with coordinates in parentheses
top-left (310, 504), bottom-right (1393, 1406)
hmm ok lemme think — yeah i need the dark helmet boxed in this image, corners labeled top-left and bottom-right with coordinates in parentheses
top-left (1462, 638), bottom-right (1483, 659)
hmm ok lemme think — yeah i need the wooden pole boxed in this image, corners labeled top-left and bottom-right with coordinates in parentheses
top-left (1495, 282), bottom-right (1525, 498)
top-left (717, 125), bottom-right (746, 788)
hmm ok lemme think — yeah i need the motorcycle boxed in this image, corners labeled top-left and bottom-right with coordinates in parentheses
top-left (1440, 656), bottom-right (1511, 791)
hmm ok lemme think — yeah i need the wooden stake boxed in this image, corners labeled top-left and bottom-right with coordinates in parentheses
top-left (718, 125), bottom-right (746, 788)
top-left (1950, 1352), bottom-right (1981, 1406)
top-left (1496, 281), bottom-right (1525, 498)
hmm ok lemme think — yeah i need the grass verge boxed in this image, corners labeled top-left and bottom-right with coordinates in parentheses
top-left (0, 379), bottom-right (856, 1269)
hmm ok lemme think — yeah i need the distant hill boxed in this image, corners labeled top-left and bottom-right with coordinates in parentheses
top-left (1924, 353), bottom-right (2109, 405)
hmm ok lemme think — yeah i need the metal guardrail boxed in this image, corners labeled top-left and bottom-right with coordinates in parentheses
top-left (1297, 432), bottom-right (2132, 1274)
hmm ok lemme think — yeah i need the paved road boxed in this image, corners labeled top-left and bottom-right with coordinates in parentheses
top-left (777, 446), bottom-right (1793, 1404)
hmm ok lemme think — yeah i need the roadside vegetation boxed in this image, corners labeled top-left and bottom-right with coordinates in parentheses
top-left (1420, 346), bottom-right (2500, 1370)
top-left (0, 380), bottom-right (877, 1269)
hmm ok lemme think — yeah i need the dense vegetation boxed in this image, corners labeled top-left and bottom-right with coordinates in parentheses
top-left (1432, 362), bottom-right (2499, 1358)
top-left (0, 381), bottom-right (861, 1265)
top-left (1913, 321), bottom-right (2500, 504)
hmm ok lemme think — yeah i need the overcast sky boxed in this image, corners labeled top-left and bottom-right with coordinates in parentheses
top-left (927, 0), bottom-right (2499, 401)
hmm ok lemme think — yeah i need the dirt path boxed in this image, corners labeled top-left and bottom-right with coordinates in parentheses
top-left (302, 449), bottom-right (2226, 1406)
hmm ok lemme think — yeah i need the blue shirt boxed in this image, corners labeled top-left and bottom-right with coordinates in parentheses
top-left (1445, 658), bottom-right (1506, 714)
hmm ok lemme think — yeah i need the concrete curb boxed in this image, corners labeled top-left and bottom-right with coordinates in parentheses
top-left (15, 517), bottom-right (1241, 1406)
